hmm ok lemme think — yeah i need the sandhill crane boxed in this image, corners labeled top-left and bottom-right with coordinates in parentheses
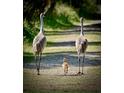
top-left (32, 13), bottom-right (47, 75)
top-left (75, 17), bottom-right (88, 75)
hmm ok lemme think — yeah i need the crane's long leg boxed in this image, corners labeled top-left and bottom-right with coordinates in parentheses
top-left (81, 53), bottom-right (85, 75)
top-left (77, 52), bottom-right (81, 75)
top-left (34, 54), bottom-right (38, 73)
top-left (39, 53), bottom-right (42, 75)
top-left (35, 54), bottom-right (40, 75)
top-left (37, 53), bottom-right (41, 75)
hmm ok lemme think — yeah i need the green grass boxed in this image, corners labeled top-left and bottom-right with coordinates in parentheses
top-left (46, 32), bottom-right (100, 42)
top-left (43, 45), bottom-right (100, 54)
top-left (23, 32), bottom-right (100, 56)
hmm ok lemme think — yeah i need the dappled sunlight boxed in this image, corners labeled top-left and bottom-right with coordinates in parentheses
top-left (55, 3), bottom-right (79, 22)
top-left (46, 32), bottom-right (100, 42)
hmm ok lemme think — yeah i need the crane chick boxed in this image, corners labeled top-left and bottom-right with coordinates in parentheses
top-left (62, 57), bottom-right (69, 75)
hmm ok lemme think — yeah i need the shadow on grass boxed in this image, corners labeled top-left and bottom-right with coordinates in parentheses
top-left (67, 23), bottom-right (101, 32)
top-left (45, 30), bottom-right (101, 36)
top-left (45, 23), bottom-right (101, 36)
top-left (47, 41), bottom-right (101, 47)
top-left (23, 51), bottom-right (101, 69)
top-left (23, 51), bottom-right (101, 56)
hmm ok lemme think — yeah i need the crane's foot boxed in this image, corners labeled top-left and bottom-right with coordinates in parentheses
top-left (77, 71), bottom-right (82, 75)
top-left (76, 72), bottom-right (84, 75)
top-left (37, 68), bottom-right (40, 75)
top-left (81, 72), bottom-right (84, 75)
top-left (37, 73), bottom-right (40, 75)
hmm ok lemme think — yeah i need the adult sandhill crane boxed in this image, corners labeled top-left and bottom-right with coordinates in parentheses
top-left (75, 17), bottom-right (88, 75)
top-left (32, 13), bottom-right (47, 75)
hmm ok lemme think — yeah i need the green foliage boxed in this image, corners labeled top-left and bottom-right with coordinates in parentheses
top-left (23, 0), bottom-right (101, 42)
top-left (23, 0), bottom-right (51, 21)
top-left (23, 20), bottom-right (39, 42)
top-left (55, 3), bottom-right (79, 22)
top-left (44, 3), bottom-right (79, 30)
top-left (23, 2), bottom-right (80, 42)
top-left (78, 0), bottom-right (100, 19)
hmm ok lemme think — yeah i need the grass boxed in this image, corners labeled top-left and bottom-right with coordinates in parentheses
top-left (44, 19), bottom-right (101, 31)
top-left (46, 32), bottom-right (100, 42)
top-left (44, 45), bottom-right (100, 54)
top-left (24, 66), bottom-right (101, 93)
top-left (23, 31), bottom-right (101, 56)
top-left (24, 90), bottom-right (100, 93)
top-left (24, 44), bottom-right (100, 55)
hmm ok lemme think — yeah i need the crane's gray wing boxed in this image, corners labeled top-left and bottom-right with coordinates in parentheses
top-left (32, 34), bottom-right (46, 53)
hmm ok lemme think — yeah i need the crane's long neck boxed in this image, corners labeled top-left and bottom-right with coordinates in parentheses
top-left (40, 16), bottom-right (44, 32)
top-left (80, 20), bottom-right (84, 36)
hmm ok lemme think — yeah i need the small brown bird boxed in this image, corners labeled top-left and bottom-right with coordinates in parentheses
top-left (62, 57), bottom-right (69, 75)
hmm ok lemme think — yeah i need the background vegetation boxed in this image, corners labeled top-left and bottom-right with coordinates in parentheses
top-left (23, 0), bottom-right (101, 43)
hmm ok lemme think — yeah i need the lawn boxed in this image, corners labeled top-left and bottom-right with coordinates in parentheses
top-left (24, 66), bottom-right (101, 93)
top-left (23, 31), bottom-right (101, 56)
